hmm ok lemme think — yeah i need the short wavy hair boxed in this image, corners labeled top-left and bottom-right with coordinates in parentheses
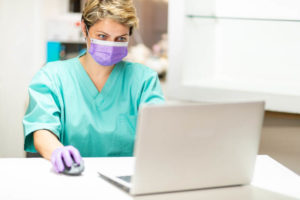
top-left (82, 0), bottom-right (139, 35)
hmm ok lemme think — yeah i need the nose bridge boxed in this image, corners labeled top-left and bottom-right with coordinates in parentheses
top-left (107, 36), bottom-right (116, 42)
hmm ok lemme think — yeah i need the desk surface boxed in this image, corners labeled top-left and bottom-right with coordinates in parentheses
top-left (0, 155), bottom-right (299, 200)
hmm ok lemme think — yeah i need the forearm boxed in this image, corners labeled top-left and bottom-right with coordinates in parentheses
top-left (33, 130), bottom-right (63, 160)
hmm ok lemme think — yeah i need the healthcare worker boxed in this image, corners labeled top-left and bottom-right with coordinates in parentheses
top-left (23, 0), bottom-right (165, 173)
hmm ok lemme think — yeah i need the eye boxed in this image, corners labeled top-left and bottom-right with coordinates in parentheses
top-left (97, 34), bottom-right (107, 40)
top-left (117, 37), bottom-right (127, 42)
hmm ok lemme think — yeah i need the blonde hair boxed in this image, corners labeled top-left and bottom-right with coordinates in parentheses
top-left (82, 0), bottom-right (139, 35)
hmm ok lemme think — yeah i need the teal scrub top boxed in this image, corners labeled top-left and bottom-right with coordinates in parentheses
top-left (23, 57), bottom-right (165, 157)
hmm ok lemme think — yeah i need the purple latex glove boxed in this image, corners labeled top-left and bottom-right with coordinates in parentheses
top-left (51, 146), bottom-right (82, 173)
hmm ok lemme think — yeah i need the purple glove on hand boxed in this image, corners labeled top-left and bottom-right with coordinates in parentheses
top-left (51, 145), bottom-right (82, 173)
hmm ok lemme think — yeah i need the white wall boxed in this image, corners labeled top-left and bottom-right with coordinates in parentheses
top-left (0, 0), bottom-right (68, 157)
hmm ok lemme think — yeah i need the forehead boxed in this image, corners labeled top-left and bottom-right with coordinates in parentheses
top-left (90, 18), bottom-right (129, 35)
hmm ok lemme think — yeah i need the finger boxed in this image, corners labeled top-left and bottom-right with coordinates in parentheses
top-left (51, 158), bottom-right (58, 172)
top-left (51, 148), bottom-right (59, 165)
top-left (62, 149), bottom-right (73, 167)
top-left (67, 146), bottom-right (82, 164)
top-left (53, 160), bottom-right (60, 173)
top-left (51, 148), bottom-right (62, 172)
top-left (55, 151), bottom-right (65, 172)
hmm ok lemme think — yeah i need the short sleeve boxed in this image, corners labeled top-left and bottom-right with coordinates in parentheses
top-left (138, 72), bottom-right (165, 106)
top-left (23, 68), bottom-right (62, 153)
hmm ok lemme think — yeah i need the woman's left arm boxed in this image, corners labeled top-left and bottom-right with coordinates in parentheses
top-left (138, 72), bottom-right (165, 105)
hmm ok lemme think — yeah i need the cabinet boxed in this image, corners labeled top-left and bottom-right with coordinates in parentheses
top-left (167, 0), bottom-right (300, 113)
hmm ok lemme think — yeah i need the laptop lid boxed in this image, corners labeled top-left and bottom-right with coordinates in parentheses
top-left (130, 101), bottom-right (265, 195)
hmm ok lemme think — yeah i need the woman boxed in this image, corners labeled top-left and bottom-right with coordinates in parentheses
top-left (23, 0), bottom-right (165, 173)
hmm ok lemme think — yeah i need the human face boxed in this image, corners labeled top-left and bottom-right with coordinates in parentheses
top-left (82, 18), bottom-right (130, 49)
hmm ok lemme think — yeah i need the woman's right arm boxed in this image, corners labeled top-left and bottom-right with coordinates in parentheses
top-left (25, 67), bottom-right (82, 173)
top-left (33, 130), bottom-right (63, 160)
top-left (33, 130), bottom-right (82, 173)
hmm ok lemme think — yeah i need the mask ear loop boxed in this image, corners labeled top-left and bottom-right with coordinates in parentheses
top-left (81, 19), bottom-right (89, 40)
top-left (81, 21), bottom-right (91, 56)
top-left (85, 24), bottom-right (90, 39)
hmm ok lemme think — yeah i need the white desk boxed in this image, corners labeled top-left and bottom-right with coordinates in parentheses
top-left (0, 155), bottom-right (299, 200)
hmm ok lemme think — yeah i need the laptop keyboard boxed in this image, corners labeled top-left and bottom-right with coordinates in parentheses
top-left (117, 175), bottom-right (132, 183)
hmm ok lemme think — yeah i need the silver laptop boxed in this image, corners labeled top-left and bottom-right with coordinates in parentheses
top-left (98, 101), bottom-right (265, 195)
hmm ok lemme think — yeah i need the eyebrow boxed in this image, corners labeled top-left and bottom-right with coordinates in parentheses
top-left (96, 31), bottom-right (129, 37)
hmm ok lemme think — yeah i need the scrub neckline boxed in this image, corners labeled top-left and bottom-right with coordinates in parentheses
top-left (75, 57), bottom-right (122, 103)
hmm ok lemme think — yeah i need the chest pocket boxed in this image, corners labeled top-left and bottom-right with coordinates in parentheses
top-left (108, 114), bottom-right (137, 156)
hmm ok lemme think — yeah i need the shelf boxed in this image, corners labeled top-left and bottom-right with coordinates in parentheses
top-left (184, 0), bottom-right (300, 21)
top-left (186, 15), bottom-right (300, 23)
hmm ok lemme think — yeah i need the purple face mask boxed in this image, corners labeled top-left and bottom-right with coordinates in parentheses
top-left (88, 38), bottom-right (128, 66)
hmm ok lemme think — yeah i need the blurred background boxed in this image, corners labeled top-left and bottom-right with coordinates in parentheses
top-left (0, 0), bottom-right (299, 175)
